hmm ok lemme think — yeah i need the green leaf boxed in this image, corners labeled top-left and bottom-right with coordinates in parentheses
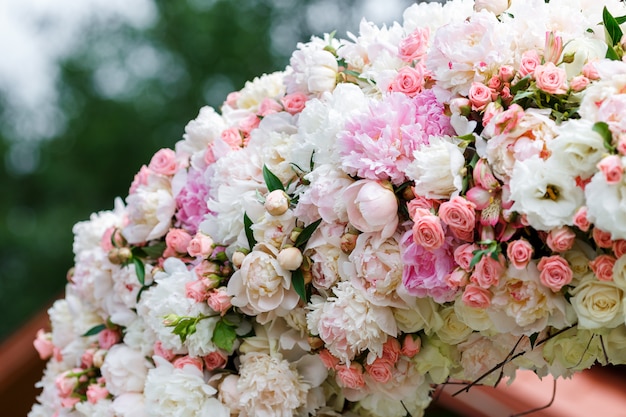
top-left (512, 89), bottom-right (536, 103)
top-left (510, 75), bottom-right (531, 95)
top-left (469, 250), bottom-right (488, 269)
top-left (212, 320), bottom-right (237, 351)
top-left (606, 45), bottom-right (621, 61)
top-left (603, 6), bottom-right (623, 46)
top-left (616, 15), bottom-right (626, 25)
top-left (294, 218), bottom-right (322, 249)
top-left (133, 257), bottom-right (146, 286)
top-left (343, 69), bottom-right (362, 78)
top-left (263, 164), bottom-right (284, 192)
top-left (291, 268), bottom-right (307, 303)
top-left (529, 332), bottom-right (539, 349)
top-left (593, 121), bottom-right (616, 152)
top-left (243, 212), bottom-right (257, 250)
top-left (82, 324), bottom-right (106, 337)
top-left (140, 242), bottom-right (167, 258)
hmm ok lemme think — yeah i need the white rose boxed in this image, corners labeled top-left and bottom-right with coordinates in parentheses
top-left (570, 275), bottom-right (624, 329)
top-left (474, 0), bottom-right (510, 15)
top-left (561, 37), bottom-right (607, 79)
top-left (548, 119), bottom-right (606, 179)
top-left (510, 156), bottom-right (584, 230)
top-left (101, 344), bottom-right (151, 396)
top-left (405, 136), bottom-right (465, 199)
top-left (435, 306), bottom-right (473, 345)
top-left (343, 179), bottom-right (399, 240)
top-left (585, 171), bottom-right (626, 240)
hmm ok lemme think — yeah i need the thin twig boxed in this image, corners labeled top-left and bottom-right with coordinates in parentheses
top-left (509, 379), bottom-right (557, 417)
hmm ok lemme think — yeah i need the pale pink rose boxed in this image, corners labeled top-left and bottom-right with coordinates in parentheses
top-left (336, 363), bottom-right (366, 389)
top-left (221, 127), bottom-right (243, 150)
top-left (86, 384), bottom-right (109, 404)
top-left (445, 268), bottom-right (469, 289)
top-left (534, 62), bottom-right (567, 95)
top-left (454, 243), bottom-right (478, 271)
top-left (207, 287), bottom-right (232, 315)
top-left (187, 233), bottom-right (214, 258)
top-left (33, 329), bottom-right (54, 360)
top-left (398, 27), bottom-right (429, 62)
top-left (589, 255), bottom-right (616, 281)
top-left (570, 75), bottom-right (589, 92)
top-left (468, 82), bottom-right (492, 110)
top-left (61, 397), bottom-right (81, 409)
top-left (482, 101), bottom-right (503, 127)
top-left (165, 228), bottom-right (192, 254)
top-left (381, 338), bottom-right (401, 364)
top-left (491, 103), bottom-right (524, 136)
top-left (506, 239), bottom-right (534, 269)
top-left (462, 284), bottom-right (491, 308)
top-left (470, 254), bottom-right (505, 288)
top-left (343, 180), bottom-right (399, 240)
top-left (193, 260), bottom-right (220, 280)
top-left (618, 136), bottom-right (626, 156)
top-left (365, 357), bottom-right (393, 383)
top-left (582, 62), bottom-right (600, 80)
top-left (281, 93), bottom-right (308, 115)
top-left (407, 195), bottom-right (437, 217)
top-left (614, 240), bottom-right (626, 258)
top-left (593, 227), bottom-right (614, 249)
top-left (389, 65), bottom-right (425, 97)
top-left (499, 65), bottom-right (515, 82)
top-left (598, 155), bottom-right (623, 184)
top-left (55, 370), bottom-right (79, 398)
top-left (412, 209), bottom-right (445, 250)
top-left (573, 207), bottom-right (591, 232)
top-left (185, 279), bottom-right (210, 302)
top-left (438, 196), bottom-right (476, 239)
top-left (401, 335), bottom-right (421, 358)
top-left (238, 113), bottom-right (260, 135)
top-left (129, 165), bottom-right (151, 194)
top-left (98, 328), bottom-right (121, 350)
top-left (153, 341), bottom-right (176, 361)
top-left (173, 355), bottom-right (204, 371)
top-left (258, 97), bottom-right (282, 116)
top-left (225, 91), bottom-right (240, 107)
top-left (203, 350), bottom-right (228, 370)
top-left (81, 349), bottom-right (95, 368)
top-left (149, 148), bottom-right (178, 176)
top-left (546, 226), bottom-right (576, 252)
top-left (537, 255), bottom-right (573, 291)
top-left (318, 349), bottom-right (340, 370)
top-left (487, 75), bottom-right (502, 91)
top-left (518, 50), bottom-right (541, 78)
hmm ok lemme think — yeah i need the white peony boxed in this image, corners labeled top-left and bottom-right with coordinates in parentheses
top-left (236, 71), bottom-right (286, 113)
top-left (75, 399), bottom-right (114, 417)
top-left (72, 198), bottom-right (124, 258)
top-left (111, 393), bottom-right (147, 417)
top-left (286, 35), bottom-right (340, 95)
top-left (509, 155), bottom-right (584, 230)
top-left (175, 105), bottom-right (226, 165)
top-left (101, 344), bottom-right (151, 396)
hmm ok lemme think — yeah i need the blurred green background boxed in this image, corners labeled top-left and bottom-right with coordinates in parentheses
top-left (0, 0), bottom-right (422, 340)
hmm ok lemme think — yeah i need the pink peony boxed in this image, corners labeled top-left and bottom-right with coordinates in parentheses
top-left (343, 180), bottom-right (399, 240)
top-left (175, 167), bottom-right (211, 234)
top-left (400, 230), bottom-right (457, 303)
top-left (338, 90), bottom-right (452, 185)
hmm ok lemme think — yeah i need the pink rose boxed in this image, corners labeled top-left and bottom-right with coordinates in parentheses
top-left (401, 335), bottom-right (421, 358)
top-left (33, 329), bottom-right (54, 360)
top-left (129, 165), bottom-right (151, 194)
top-left (570, 75), bottom-right (589, 92)
top-left (336, 363), bottom-right (366, 389)
top-left (207, 287), bottom-right (232, 315)
top-left (468, 82), bottom-right (492, 110)
top-left (281, 93), bottom-right (308, 115)
top-left (488, 75), bottom-right (502, 91)
top-left (148, 148), bottom-right (178, 176)
top-left (445, 268), bottom-right (469, 289)
top-left (582, 62), bottom-right (600, 80)
top-left (438, 196), bottom-right (476, 239)
top-left (614, 240), bottom-right (626, 258)
top-left (499, 65), bottom-right (515, 82)
top-left (462, 284), bottom-right (491, 308)
top-left (534, 62), bottom-right (567, 95)
top-left (258, 98), bottom-right (282, 116)
top-left (318, 349), bottom-right (340, 370)
top-left (365, 357), bottom-right (393, 383)
top-left (238, 113), bottom-right (260, 135)
top-left (166, 228), bottom-right (192, 254)
top-left (381, 338), bottom-right (401, 364)
top-left (55, 370), bottom-right (79, 398)
top-left (593, 227), bottom-right (614, 249)
top-left (61, 397), bottom-right (81, 409)
top-left (492, 103), bottom-right (524, 135)
top-left (598, 155), bottom-right (623, 184)
top-left (100, 226), bottom-right (123, 252)
top-left (221, 127), bottom-right (243, 150)
top-left (482, 101), bottom-right (503, 127)
top-left (81, 348), bottom-right (95, 368)
top-left (398, 27), bottom-right (429, 62)
top-left (470, 254), bottom-right (505, 288)
top-left (546, 226), bottom-right (576, 252)
top-left (203, 350), bottom-right (228, 370)
top-left (618, 136), bottom-right (626, 156)
top-left (153, 341), bottom-right (176, 361)
top-left (506, 239), bottom-right (534, 269)
top-left (537, 255), bottom-right (573, 291)
top-left (98, 328), bottom-right (121, 350)
top-left (86, 384), bottom-right (109, 404)
top-left (389, 65), bottom-right (425, 97)
top-left (412, 209), bottom-right (445, 250)
top-left (573, 207), bottom-right (591, 232)
top-left (454, 243), bottom-right (478, 271)
top-left (187, 233), bottom-right (214, 258)
top-left (185, 279), bottom-right (210, 302)
top-left (344, 180), bottom-right (399, 240)
top-left (518, 50), bottom-right (541, 78)
top-left (225, 91), bottom-right (240, 107)
top-left (194, 260), bottom-right (221, 280)
top-left (173, 355), bottom-right (204, 371)
top-left (589, 255), bottom-right (616, 281)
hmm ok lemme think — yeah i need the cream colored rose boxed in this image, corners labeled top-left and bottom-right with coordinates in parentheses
top-left (436, 306), bottom-right (473, 345)
top-left (543, 328), bottom-right (601, 377)
top-left (612, 254), bottom-right (626, 290)
top-left (605, 325), bottom-right (626, 365)
top-left (570, 275), bottom-right (624, 329)
top-left (454, 297), bottom-right (494, 332)
top-left (392, 297), bottom-right (443, 335)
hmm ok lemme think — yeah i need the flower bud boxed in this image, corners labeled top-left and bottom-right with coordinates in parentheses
top-left (308, 336), bottom-right (325, 350)
top-left (92, 349), bottom-right (107, 368)
top-left (340, 232), bottom-right (358, 254)
top-left (277, 247), bottom-right (304, 270)
top-left (264, 190), bottom-right (290, 216)
top-left (232, 251), bottom-right (246, 268)
top-left (107, 247), bottom-right (132, 265)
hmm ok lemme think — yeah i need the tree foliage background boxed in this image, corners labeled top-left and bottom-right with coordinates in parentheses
top-left (0, 0), bottom-right (420, 340)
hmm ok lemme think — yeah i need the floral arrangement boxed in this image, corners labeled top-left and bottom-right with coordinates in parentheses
top-left (29, 0), bottom-right (626, 416)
